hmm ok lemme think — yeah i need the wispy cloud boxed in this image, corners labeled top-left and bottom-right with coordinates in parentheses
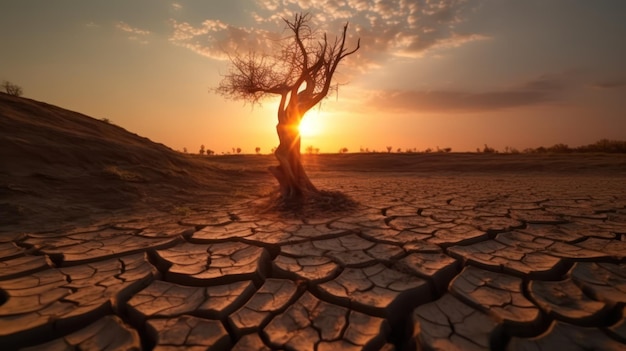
top-left (115, 21), bottom-right (151, 44)
top-left (366, 74), bottom-right (568, 113)
top-left (172, 2), bottom-right (182, 11)
top-left (168, 19), bottom-right (279, 60)
top-left (591, 78), bottom-right (626, 90)
top-left (116, 21), bottom-right (150, 35)
top-left (168, 0), bottom-right (486, 65)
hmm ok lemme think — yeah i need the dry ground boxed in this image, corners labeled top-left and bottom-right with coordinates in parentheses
top-left (1, 93), bottom-right (626, 350)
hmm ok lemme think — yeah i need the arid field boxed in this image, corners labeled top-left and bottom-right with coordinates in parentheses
top-left (1, 93), bottom-right (626, 350)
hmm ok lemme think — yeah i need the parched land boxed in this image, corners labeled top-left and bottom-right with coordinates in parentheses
top-left (2, 172), bottom-right (626, 350)
top-left (2, 93), bottom-right (626, 350)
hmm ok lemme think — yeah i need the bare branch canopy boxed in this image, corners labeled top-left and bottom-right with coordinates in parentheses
top-left (217, 13), bottom-right (359, 112)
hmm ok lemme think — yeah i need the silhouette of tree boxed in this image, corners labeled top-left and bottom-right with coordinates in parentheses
top-left (199, 145), bottom-right (205, 155)
top-left (386, 146), bottom-right (392, 153)
top-left (217, 13), bottom-right (359, 200)
top-left (255, 147), bottom-right (261, 155)
top-left (236, 147), bottom-right (242, 154)
top-left (548, 143), bottom-right (571, 153)
top-left (183, 147), bottom-right (188, 153)
top-left (1, 81), bottom-right (23, 96)
top-left (339, 147), bottom-right (348, 154)
top-left (482, 144), bottom-right (496, 153)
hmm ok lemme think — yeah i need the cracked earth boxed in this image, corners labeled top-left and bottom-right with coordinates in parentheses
top-left (1, 174), bottom-right (626, 350)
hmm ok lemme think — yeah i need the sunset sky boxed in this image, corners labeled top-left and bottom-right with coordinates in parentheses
top-left (2, 0), bottom-right (625, 154)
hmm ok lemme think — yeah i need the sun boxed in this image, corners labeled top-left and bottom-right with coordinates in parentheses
top-left (298, 110), bottom-right (323, 137)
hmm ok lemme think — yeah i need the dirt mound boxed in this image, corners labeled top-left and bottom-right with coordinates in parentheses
top-left (0, 93), bottom-right (266, 232)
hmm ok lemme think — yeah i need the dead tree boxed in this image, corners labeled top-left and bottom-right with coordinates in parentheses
top-left (217, 13), bottom-right (359, 201)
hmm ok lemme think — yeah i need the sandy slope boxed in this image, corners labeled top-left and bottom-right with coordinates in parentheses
top-left (0, 93), bottom-right (268, 232)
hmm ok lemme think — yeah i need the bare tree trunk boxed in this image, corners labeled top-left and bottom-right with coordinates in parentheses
top-left (269, 114), bottom-right (317, 200)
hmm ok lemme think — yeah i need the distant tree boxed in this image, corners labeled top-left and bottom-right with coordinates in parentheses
top-left (216, 13), bottom-right (359, 200)
top-left (1, 80), bottom-right (23, 96)
top-left (199, 145), bottom-right (205, 155)
top-left (236, 147), bottom-right (242, 154)
top-left (397, 148), bottom-right (402, 153)
top-left (482, 144), bottom-right (496, 153)
top-left (424, 148), bottom-right (432, 153)
top-left (548, 143), bottom-right (571, 153)
top-left (206, 149), bottom-right (215, 155)
top-left (442, 147), bottom-right (452, 153)
top-left (306, 145), bottom-right (314, 155)
top-left (339, 147), bottom-right (348, 154)
top-left (183, 147), bottom-right (188, 153)
top-left (101, 118), bottom-right (111, 124)
top-left (386, 146), bottom-right (392, 153)
top-left (255, 147), bottom-right (261, 155)
top-left (578, 139), bottom-right (626, 153)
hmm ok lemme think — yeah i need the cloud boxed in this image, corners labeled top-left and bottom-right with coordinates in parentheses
top-left (115, 21), bottom-right (151, 44)
top-left (168, 19), bottom-right (279, 60)
top-left (172, 3), bottom-right (182, 11)
top-left (116, 21), bottom-right (150, 35)
top-left (168, 0), bottom-right (487, 66)
top-left (591, 78), bottom-right (626, 90)
top-left (366, 74), bottom-right (567, 113)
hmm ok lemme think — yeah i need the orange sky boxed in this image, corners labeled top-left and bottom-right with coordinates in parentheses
top-left (1, 1), bottom-right (625, 154)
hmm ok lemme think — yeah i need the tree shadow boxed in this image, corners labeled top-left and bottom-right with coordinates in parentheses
top-left (259, 189), bottom-right (359, 219)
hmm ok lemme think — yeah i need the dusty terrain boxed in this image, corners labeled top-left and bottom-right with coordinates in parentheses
top-left (1, 93), bottom-right (626, 350)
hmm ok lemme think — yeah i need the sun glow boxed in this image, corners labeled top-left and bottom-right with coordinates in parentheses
top-left (298, 110), bottom-right (323, 137)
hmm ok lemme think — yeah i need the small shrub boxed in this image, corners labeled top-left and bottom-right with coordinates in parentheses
top-left (103, 166), bottom-right (145, 182)
top-left (548, 143), bottom-right (571, 153)
top-left (2, 81), bottom-right (23, 96)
